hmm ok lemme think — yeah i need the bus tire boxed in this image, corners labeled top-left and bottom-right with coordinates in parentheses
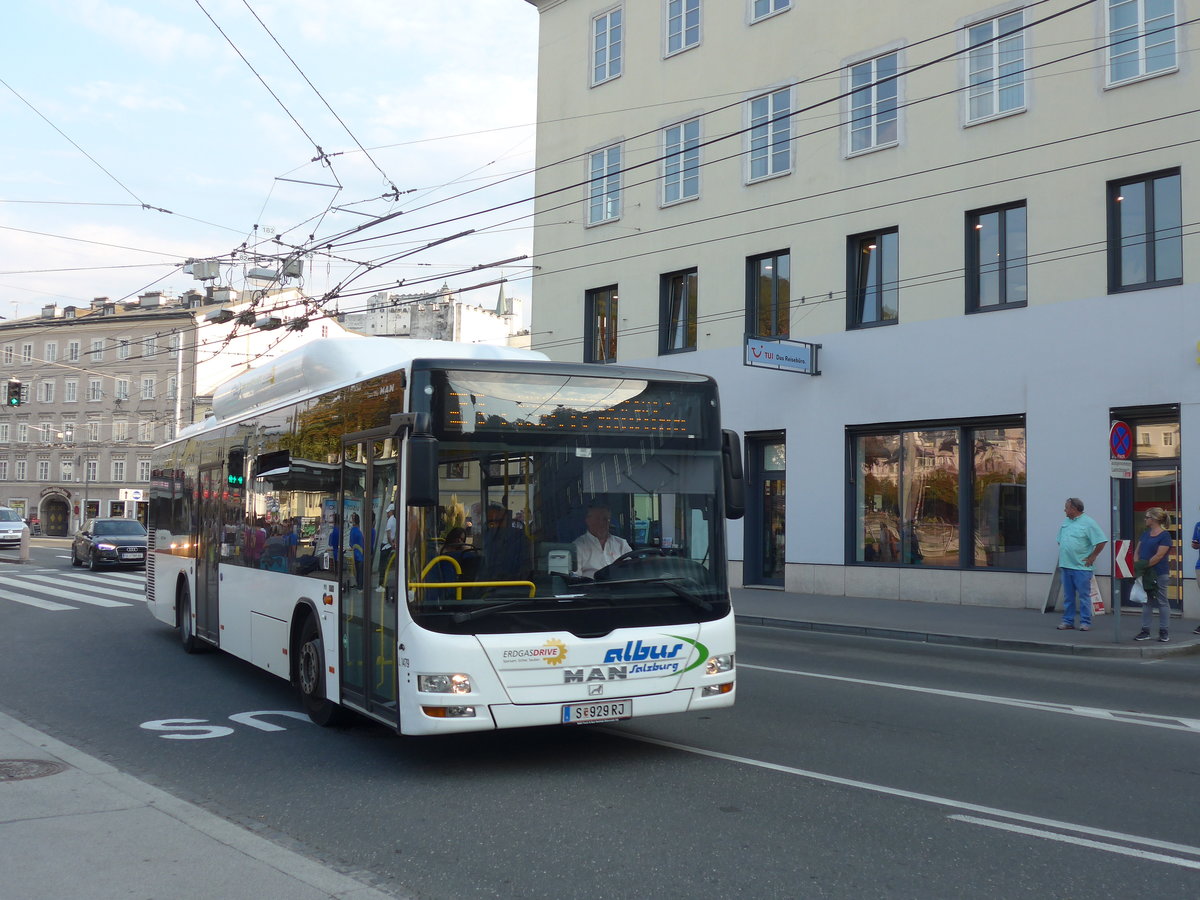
top-left (297, 615), bottom-right (344, 727)
top-left (178, 581), bottom-right (202, 654)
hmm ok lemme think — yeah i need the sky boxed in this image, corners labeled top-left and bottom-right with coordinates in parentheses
top-left (0, 0), bottom-right (540, 324)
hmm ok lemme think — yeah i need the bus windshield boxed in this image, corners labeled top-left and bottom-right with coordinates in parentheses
top-left (404, 441), bottom-right (728, 637)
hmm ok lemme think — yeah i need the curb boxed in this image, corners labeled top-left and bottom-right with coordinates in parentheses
top-left (734, 614), bottom-right (1200, 659)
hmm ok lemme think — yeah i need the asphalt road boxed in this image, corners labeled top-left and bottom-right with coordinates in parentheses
top-left (3, 542), bottom-right (1199, 898)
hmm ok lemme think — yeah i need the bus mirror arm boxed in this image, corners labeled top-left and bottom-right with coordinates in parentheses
top-left (722, 429), bottom-right (745, 520)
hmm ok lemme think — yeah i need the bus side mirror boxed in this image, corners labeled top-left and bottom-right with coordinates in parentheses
top-left (722, 429), bottom-right (745, 520)
top-left (406, 432), bottom-right (439, 508)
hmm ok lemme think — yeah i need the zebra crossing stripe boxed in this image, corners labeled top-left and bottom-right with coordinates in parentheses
top-left (18, 573), bottom-right (143, 604)
top-left (0, 587), bottom-right (75, 611)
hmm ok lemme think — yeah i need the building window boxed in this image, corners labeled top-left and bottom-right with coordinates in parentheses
top-left (746, 251), bottom-right (790, 338)
top-left (750, 0), bottom-right (789, 22)
top-left (117, 340), bottom-right (131, 360)
top-left (61, 459), bottom-right (74, 482)
top-left (169, 334), bottom-right (181, 357)
top-left (17, 424), bottom-right (28, 443)
top-left (139, 420), bottom-right (154, 443)
top-left (851, 422), bottom-right (1026, 569)
top-left (62, 423), bottom-right (74, 443)
top-left (64, 379), bottom-right (78, 403)
top-left (848, 52), bottom-right (899, 154)
top-left (748, 88), bottom-right (791, 181)
top-left (86, 459), bottom-right (98, 482)
top-left (39, 422), bottom-right (52, 443)
top-left (21, 344), bottom-right (32, 364)
top-left (1107, 0), bottom-right (1176, 85)
top-left (587, 144), bottom-right (622, 225)
top-left (90, 339), bottom-right (104, 361)
top-left (15, 460), bottom-right (27, 480)
top-left (37, 460), bottom-right (50, 481)
top-left (2, 345), bottom-right (11, 365)
top-left (88, 422), bottom-right (100, 443)
top-left (967, 202), bottom-right (1027, 311)
top-left (88, 379), bottom-right (102, 401)
top-left (660, 269), bottom-right (698, 354)
top-left (849, 229), bottom-right (899, 328)
top-left (112, 459), bottom-right (126, 483)
top-left (1108, 169), bottom-right (1182, 292)
top-left (584, 286), bottom-right (619, 363)
top-left (116, 379), bottom-right (129, 401)
top-left (166, 375), bottom-right (178, 400)
top-left (0, 423), bottom-right (7, 442)
top-left (666, 0), bottom-right (700, 55)
top-left (592, 8), bottom-right (623, 86)
top-left (0, 461), bottom-right (7, 481)
top-left (663, 118), bottom-right (700, 205)
top-left (141, 377), bottom-right (156, 400)
top-left (114, 421), bottom-right (129, 442)
top-left (44, 342), bottom-right (57, 363)
top-left (68, 341), bottom-right (80, 362)
top-left (138, 459), bottom-right (152, 482)
top-left (966, 11), bottom-right (1025, 122)
top-left (39, 381), bottom-right (56, 403)
top-left (142, 337), bottom-right (157, 359)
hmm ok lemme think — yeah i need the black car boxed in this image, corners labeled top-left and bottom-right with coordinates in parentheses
top-left (72, 518), bottom-right (148, 570)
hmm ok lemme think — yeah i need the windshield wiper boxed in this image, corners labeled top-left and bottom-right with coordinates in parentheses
top-left (589, 577), bottom-right (713, 611)
top-left (451, 595), bottom-right (589, 624)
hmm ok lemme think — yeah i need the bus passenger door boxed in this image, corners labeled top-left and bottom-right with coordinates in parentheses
top-left (340, 436), bottom-right (400, 719)
top-left (196, 465), bottom-right (222, 642)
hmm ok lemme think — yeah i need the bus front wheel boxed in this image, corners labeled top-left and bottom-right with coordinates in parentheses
top-left (297, 616), bottom-right (344, 727)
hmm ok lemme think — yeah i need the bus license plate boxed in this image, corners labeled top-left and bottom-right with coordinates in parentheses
top-left (562, 699), bottom-right (631, 724)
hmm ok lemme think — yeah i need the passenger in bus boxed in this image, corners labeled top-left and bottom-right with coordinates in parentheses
top-left (348, 513), bottom-right (366, 589)
top-left (573, 502), bottom-right (632, 578)
top-left (478, 503), bottom-right (530, 583)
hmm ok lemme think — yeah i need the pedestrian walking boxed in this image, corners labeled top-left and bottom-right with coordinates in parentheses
top-left (1056, 497), bottom-right (1108, 631)
top-left (1134, 507), bottom-right (1173, 643)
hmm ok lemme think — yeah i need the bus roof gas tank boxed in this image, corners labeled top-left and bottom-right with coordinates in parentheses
top-left (211, 337), bottom-right (546, 423)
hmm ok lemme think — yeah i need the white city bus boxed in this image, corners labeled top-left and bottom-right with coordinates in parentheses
top-left (147, 337), bottom-right (743, 735)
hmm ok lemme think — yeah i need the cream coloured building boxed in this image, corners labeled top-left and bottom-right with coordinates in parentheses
top-left (523, 0), bottom-right (1198, 613)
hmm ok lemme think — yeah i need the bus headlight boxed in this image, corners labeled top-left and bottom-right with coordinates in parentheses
top-left (418, 673), bottom-right (473, 694)
top-left (705, 654), bottom-right (734, 675)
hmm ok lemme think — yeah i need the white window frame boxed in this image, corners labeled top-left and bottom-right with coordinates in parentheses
top-left (138, 459), bottom-right (152, 482)
top-left (68, 340), bottom-right (81, 363)
top-left (60, 458), bottom-right (74, 482)
top-left (749, 0), bottom-right (790, 23)
top-left (139, 420), bottom-right (154, 443)
top-left (143, 337), bottom-right (157, 359)
top-left (64, 379), bottom-right (78, 403)
top-left (117, 339), bottom-right (131, 361)
top-left (114, 420), bottom-right (129, 442)
top-left (0, 423), bottom-right (8, 443)
top-left (665, 0), bottom-right (701, 57)
top-left (662, 118), bottom-right (701, 205)
top-left (846, 50), bottom-right (901, 156)
top-left (86, 459), bottom-right (98, 481)
top-left (964, 10), bottom-right (1026, 124)
top-left (88, 378), bottom-right (102, 401)
top-left (2, 345), bottom-right (11, 365)
top-left (44, 342), bottom-right (57, 363)
top-left (747, 88), bottom-right (792, 183)
top-left (587, 143), bottom-right (623, 226)
top-left (0, 461), bottom-right (7, 481)
top-left (37, 460), bottom-right (50, 481)
top-left (87, 422), bottom-right (100, 443)
top-left (90, 339), bottom-right (104, 361)
top-left (116, 379), bottom-right (130, 401)
top-left (15, 460), bottom-right (27, 480)
top-left (21, 343), bottom-right (32, 364)
top-left (591, 7), bottom-right (623, 87)
top-left (112, 459), bottom-right (126, 483)
top-left (39, 381), bottom-right (55, 404)
top-left (140, 376), bottom-right (156, 400)
top-left (17, 424), bottom-right (28, 444)
top-left (1106, 0), bottom-right (1177, 86)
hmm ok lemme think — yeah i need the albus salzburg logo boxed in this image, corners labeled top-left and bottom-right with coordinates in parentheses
top-left (602, 636), bottom-right (709, 674)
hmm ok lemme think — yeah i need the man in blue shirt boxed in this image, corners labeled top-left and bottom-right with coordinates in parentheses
top-left (1056, 497), bottom-right (1108, 631)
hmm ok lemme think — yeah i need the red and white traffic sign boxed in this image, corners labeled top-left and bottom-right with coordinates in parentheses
top-left (1114, 540), bottom-right (1134, 579)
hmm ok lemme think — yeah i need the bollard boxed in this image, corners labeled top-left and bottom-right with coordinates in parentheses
top-left (18, 525), bottom-right (30, 563)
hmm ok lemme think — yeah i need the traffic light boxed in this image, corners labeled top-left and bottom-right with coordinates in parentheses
top-left (6, 381), bottom-right (20, 407)
top-left (227, 447), bottom-right (246, 487)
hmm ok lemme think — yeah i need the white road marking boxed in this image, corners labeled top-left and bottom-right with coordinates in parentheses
top-left (1, 576), bottom-right (130, 607)
top-left (0, 587), bottom-right (75, 611)
top-left (18, 573), bottom-right (143, 603)
top-left (617, 733), bottom-right (1200, 869)
top-left (948, 816), bottom-right (1200, 870)
top-left (740, 663), bottom-right (1200, 735)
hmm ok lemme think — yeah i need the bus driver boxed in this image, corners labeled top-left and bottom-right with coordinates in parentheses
top-left (573, 502), bottom-right (632, 578)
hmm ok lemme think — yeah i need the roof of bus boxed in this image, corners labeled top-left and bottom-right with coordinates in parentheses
top-left (186, 337), bottom-right (547, 437)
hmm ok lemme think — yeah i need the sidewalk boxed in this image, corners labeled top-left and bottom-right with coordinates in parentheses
top-left (732, 587), bottom-right (1200, 658)
top-left (0, 710), bottom-right (399, 900)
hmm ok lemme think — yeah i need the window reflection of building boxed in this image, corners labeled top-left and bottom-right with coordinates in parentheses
top-left (854, 423), bottom-right (1026, 570)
